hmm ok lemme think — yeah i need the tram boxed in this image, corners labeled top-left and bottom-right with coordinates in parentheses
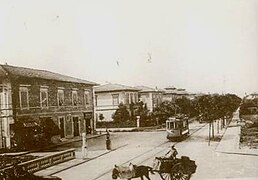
top-left (166, 116), bottom-right (189, 141)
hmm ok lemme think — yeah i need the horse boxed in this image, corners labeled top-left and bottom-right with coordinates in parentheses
top-left (112, 163), bottom-right (155, 180)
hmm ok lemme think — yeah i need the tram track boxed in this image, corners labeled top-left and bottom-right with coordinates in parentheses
top-left (136, 123), bottom-right (207, 165)
top-left (92, 123), bottom-right (207, 180)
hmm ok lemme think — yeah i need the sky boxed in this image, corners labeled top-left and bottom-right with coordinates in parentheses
top-left (0, 0), bottom-right (257, 97)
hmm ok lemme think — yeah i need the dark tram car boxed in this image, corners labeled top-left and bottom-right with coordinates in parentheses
top-left (166, 116), bottom-right (189, 141)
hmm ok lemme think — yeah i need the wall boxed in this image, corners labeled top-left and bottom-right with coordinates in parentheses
top-left (10, 77), bottom-right (94, 140)
top-left (95, 91), bottom-right (138, 121)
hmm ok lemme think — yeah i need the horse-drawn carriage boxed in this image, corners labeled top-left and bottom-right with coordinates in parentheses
top-left (112, 155), bottom-right (197, 180)
top-left (152, 156), bottom-right (197, 180)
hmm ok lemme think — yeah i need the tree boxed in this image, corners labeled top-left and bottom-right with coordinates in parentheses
top-left (112, 103), bottom-right (130, 122)
top-left (175, 97), bottom-right (197, 117)
top-left (152, 101), bottom-right (179, 124)
top-left (99, 114), bottom-right (105, 121)
top-left (240, 96), bottom-right (257, 115)
top-left (194, 93), bottom-right (241, 145)
top-left (135, 102), bottom-right (151, 126)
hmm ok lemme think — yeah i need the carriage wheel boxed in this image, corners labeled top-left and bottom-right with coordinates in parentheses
top-left (159, 172), bottom-right (173, 180)
top-left (171, 164), bottom-right (190, 180)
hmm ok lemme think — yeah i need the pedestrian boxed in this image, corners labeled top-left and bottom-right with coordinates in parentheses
top-left (106, 129), bottom-right (110, 139)
top-left (106, 129), bottom-right (111, 150)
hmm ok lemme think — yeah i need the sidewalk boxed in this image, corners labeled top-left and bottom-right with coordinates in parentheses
top-left (216, 118), bottom-right (258, 156)
top-left (45, 133), bottom-right (108, 150)
top-left (34, 150), bottom-right (108, 176)
top-left (34, 144), bottom-right (127, 176)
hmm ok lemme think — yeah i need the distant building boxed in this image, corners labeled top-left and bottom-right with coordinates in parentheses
top-left (175, 88), bottom-right (189, 99)
top-left (245, 92), bottom-right (258, 100)
top-left (162, 86), bottom-right (189, 102)
top-left (135, 86), bottom-right (163, 112)
top-left (162, 86), bottom-right (177, 102)
top-left (242, 92), bottom-right (258, 114)
top-left (94, 83), bottom-right (140, 121)
top-left (0, 64), bottom-right (97, 149)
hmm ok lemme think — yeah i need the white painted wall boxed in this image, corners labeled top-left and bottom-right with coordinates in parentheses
top-left (95, 91), bottom-right (138, 121)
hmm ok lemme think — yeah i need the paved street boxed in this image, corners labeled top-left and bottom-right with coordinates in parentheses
top-left (34, 121), bottom-right (258, 180)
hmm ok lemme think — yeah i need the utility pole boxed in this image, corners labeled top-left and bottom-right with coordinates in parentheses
top-left (81, 133), bottom-right (88, 159)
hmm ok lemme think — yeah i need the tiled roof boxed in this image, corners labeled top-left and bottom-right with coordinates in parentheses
top-left (135, 86), bottom-right (155, 92)
top-left (0, 65), bottom-right (8, 77)
top-left (176, 89), bottom-right (189, 95)
top-left (135, 85), bottom-right (164, 93)
top-left (1, 64), bottom-right (98, 85)
top-left (164, 89), bottom-right (178, 94)
top-left (164, 86), bottom-right (176, 90)
top-left (164, 88), bottom-right (189, 95)
top-left (94, 83), bottom-right (140, 93)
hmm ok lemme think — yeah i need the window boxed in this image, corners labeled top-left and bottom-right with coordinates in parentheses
top-left (58, 116), bottom-right (65, 138)
top-left (130, 93), bottom-right (134, 103)
top-left (125, 93), bottom-right (129, 104)
top-left (19, 86), bottom-right (29, 109)
top-left (40, 88), bottom-right (48, 108)
top-left (0, 86), bottom-right (8, 110)
top-left (134, 93), bottom-right (138, 103)
top-left (112, 94), bottom-right (119, 105)
top-left (84, 90), bottom-right (90, 105)
top-left (57, 89), bottom-right (64, 106)
top-left (72, 90), bottom-right (78, 106)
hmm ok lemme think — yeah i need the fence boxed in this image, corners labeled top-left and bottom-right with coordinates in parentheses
top-left (1, 148), bottom-right (75, 174)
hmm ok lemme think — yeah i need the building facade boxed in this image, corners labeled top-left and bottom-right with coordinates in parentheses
top-left (0, 64), bottom-right (97, 149)
top-left (162, 86), bottom-right (190, 102)
top-left (136, 86), bottom-right (163, 112)
top-left (94, 83), bottom-right (139, 122)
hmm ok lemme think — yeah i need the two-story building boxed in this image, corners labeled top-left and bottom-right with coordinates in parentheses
top-left (135, 86), bottom-right (163, 112)
top-left (0, 64), bottom-right (97, 149)
top-left (94, 83), bottom-right (140, 122)
top-left (162, 86), bottom-right (190, 102)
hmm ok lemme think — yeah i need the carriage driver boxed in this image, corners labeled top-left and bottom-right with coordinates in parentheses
top-left (165, 145), bottom-right (178, 159)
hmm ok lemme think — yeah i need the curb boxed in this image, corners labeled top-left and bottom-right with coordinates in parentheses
top-left (216, 120), bottom-right (258, 156)
top-left (49, 143), bottom-right (128, 176)
top-left (216, 150), bottom-right (258, 156)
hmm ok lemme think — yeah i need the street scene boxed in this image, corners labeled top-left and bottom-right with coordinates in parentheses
top-left (0, 0), bottom-right (258, 180)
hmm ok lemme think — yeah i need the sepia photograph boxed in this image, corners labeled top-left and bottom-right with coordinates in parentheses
top-left (0, 0), bottom-right (257, 179)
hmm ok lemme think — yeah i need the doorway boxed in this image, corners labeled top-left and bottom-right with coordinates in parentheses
top-left (73, 117), bottom-right (79, 137)
top-left (59, 117), bottom-right (65, 138)
top-left (84, 113), bottom-right (92, 134)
